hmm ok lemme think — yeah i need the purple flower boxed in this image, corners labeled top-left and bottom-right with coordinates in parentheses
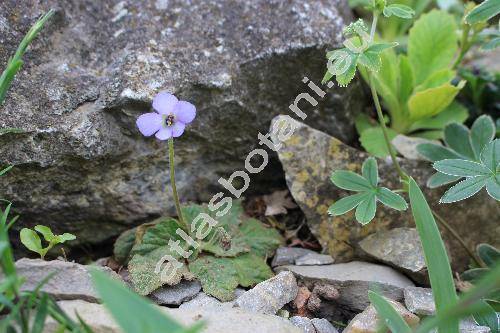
top-left (136, 91), bottom-right (196, 140)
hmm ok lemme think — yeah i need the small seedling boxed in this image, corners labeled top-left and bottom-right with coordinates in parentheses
top-left (20, 225), bottom-right (75, 259)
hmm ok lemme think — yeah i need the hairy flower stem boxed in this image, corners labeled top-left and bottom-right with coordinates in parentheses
top-left (366, 13), bottom-right (478, 265)
top-left (168, 138), bottom-right (188, 231)
top-left (369, 74), bottom-right (407, 180)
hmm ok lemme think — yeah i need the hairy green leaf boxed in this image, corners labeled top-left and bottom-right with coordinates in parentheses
top-left (328, 192), bottom-right (369, 216)
top-left (331, 170), bottom-right (373, 191)
top-left (113, 227), bottom-right (137, 265)
top-left (377, 187), bottom-right (408, 210)
top-left (486, 176), bottom-right (500, 200)
top-left (426, 172), bottom-right (461, 188)
top-left (440, 176), bottom-right (489, 203)
top-left (362, 157), bottom-right (378, 186)
top-left (383, 4), bottom-right (416, 19)
top-left (466, 0), bottom-right (500, 24)
top-left (470, 115), bottom-right (496, 159)
top-left (444, 123), bottom-right (476, 160)
top-left (477, 243), bottom-right (500, 268)
top-left (433, 159), bottom-right (492, 177)
top-left (355, 193), bottom-right (377, 225)
top-left (480, 139), bottom-right (500, 172)
top-left (417, 143), bottom-right (462, 162)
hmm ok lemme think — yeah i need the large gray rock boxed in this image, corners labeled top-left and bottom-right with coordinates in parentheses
top-left (358, 227), bottom-right (428, 284)
top-left (8, 258), bottom-right (121, 303)
top-left (44, 300), bottom-right (302, 333)
top-left (235, 271), bottom-right (298, 314)
top-left (272, 116), bottom-right (500, 271)
top-left (0, 0), bottom-right (363, 247)
top-left (276, 261), bottom-right (414, 312)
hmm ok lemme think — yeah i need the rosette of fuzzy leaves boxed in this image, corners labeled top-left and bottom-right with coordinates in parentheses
top-left (417, 115), bottom-right (499, 203)
top-left (328, 157), bottom-right (408, 224)
top-left (113, 200), bottom-right (283, 301)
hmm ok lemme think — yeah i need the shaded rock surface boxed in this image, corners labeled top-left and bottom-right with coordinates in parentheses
top-left (44, 300), bottom-right (302, 333)
top-left (235, 271), bottom-right (298, 314)
top-left (404, 286), bottom-right (435, 316)
top-left (358, 227), bottom-right (428, 284)
top-left (343, 298), bottom-right (419, 333)
top-left (272, 116), bottom-right (500, 270)
top-left (7, 258), bottom-right (121, 303)
top-left (276, 261), bottom-right (414, 312)
top-left (272, 247), bottom-right (334, 267)
top-left (0, 0), bottom-right (363, 247)
top-left (149, 280), bottom-right (201, 305)
top-left (311, 318), bottom-right (339, 333)
top-left (391, 135), bottom-right (436, 160)
top-left (290, 316), bottom-right (316, 333)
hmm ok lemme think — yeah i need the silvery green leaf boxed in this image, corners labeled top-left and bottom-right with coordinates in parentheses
top-left (426, 172), bottom-right (461, 188)
top-left (328, 192), bottom-right (369, 216)
top-left (433, 159), bottom-right (491, 177)
top-left (376, 187), bottom-right (408, 211)
top-left (417, 143), bottom-right (461, 162)
top-left (355, 192), bottom-right (377, 224)
top-left (383, 4), bottom-right (415, 18)
top-left (443, 123), bottom-right (475, 160)
top-left (482, 36), bottom-right (500, 50)
top-left (465, 0), bottom-right (500, 24)
top-left (330, 170), bottom-right (373, 191)
top-left (480, 139), bottom-right (500, 172)
top-left (470, 115), bottom-right (495, 159)
top-left (362, 157), bottom-right (378, 187)
top-left (440, 176), bottom-right (489, 203)
top-left (485, 175), bottom-right (500, 201)
top-left (477, 243), bottom-right (500, 267)
top-left (358, 51), bottom-right (382, 72)
top-left (336, 53), bottom-right (359, 87)
top-left (365, 42), bottom-right (398, 53)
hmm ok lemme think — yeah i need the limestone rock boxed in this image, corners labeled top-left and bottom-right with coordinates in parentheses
top-left (272, 247), bottom-right (334, 267)
top-left (235, 271), bottom-right (298, 314)
top-left (149, 280), bottom-right (201, 305)
top-left (10, 258), bottom-right (121, 303)
top-left (179, 292), bottom-right (223, 310)
top-left (295, 253), bottom-right (335, 266)
top-left (343, 299), bottom-right (419, 333)
top-left (391, 135), bottom-right (436, 160)
top-left (44, 300), bottom-right (302, 333)
top-left (272, 116), bottom-right (500, 271)
top-left (311, 318), bottom-right (339, 333)
top-left (275, 261), bottom-right (414, 312)
top-left (358, 228), bottom-right (428, 284)
top-left (404, 287), bottom-right (435, 316)
top-left (0, 0), bottom-right (363, 247)
top-left (290, 316), bottom-right (316, 333)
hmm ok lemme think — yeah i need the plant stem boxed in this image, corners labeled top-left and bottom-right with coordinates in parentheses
top-left (452, 24), bottom-right (471, 69)
top-left (370, 12), bottom-right (379, 42)
top-left (368, 74), bottom-right (407, 180)
top-left (168, 138), bottom-right (187, 231)
top-left (432, 210), bottom-right (484, 268)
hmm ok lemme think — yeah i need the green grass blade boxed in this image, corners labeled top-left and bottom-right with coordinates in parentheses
top-left (31, 293), bottom-right (49, 333)
top-left (91, 269), bottom-right (203, 333)
top-left (417, 263), bottom-right (500, 333)
top-left (368, 291), bottom-right (412, 333)
top-left (0, 10), bottom-right (54, 105)
top-left (409, 178), bottom-right (458, 333)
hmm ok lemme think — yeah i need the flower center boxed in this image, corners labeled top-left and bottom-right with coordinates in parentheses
top-left (165, 114), bottom-right (175, 127)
